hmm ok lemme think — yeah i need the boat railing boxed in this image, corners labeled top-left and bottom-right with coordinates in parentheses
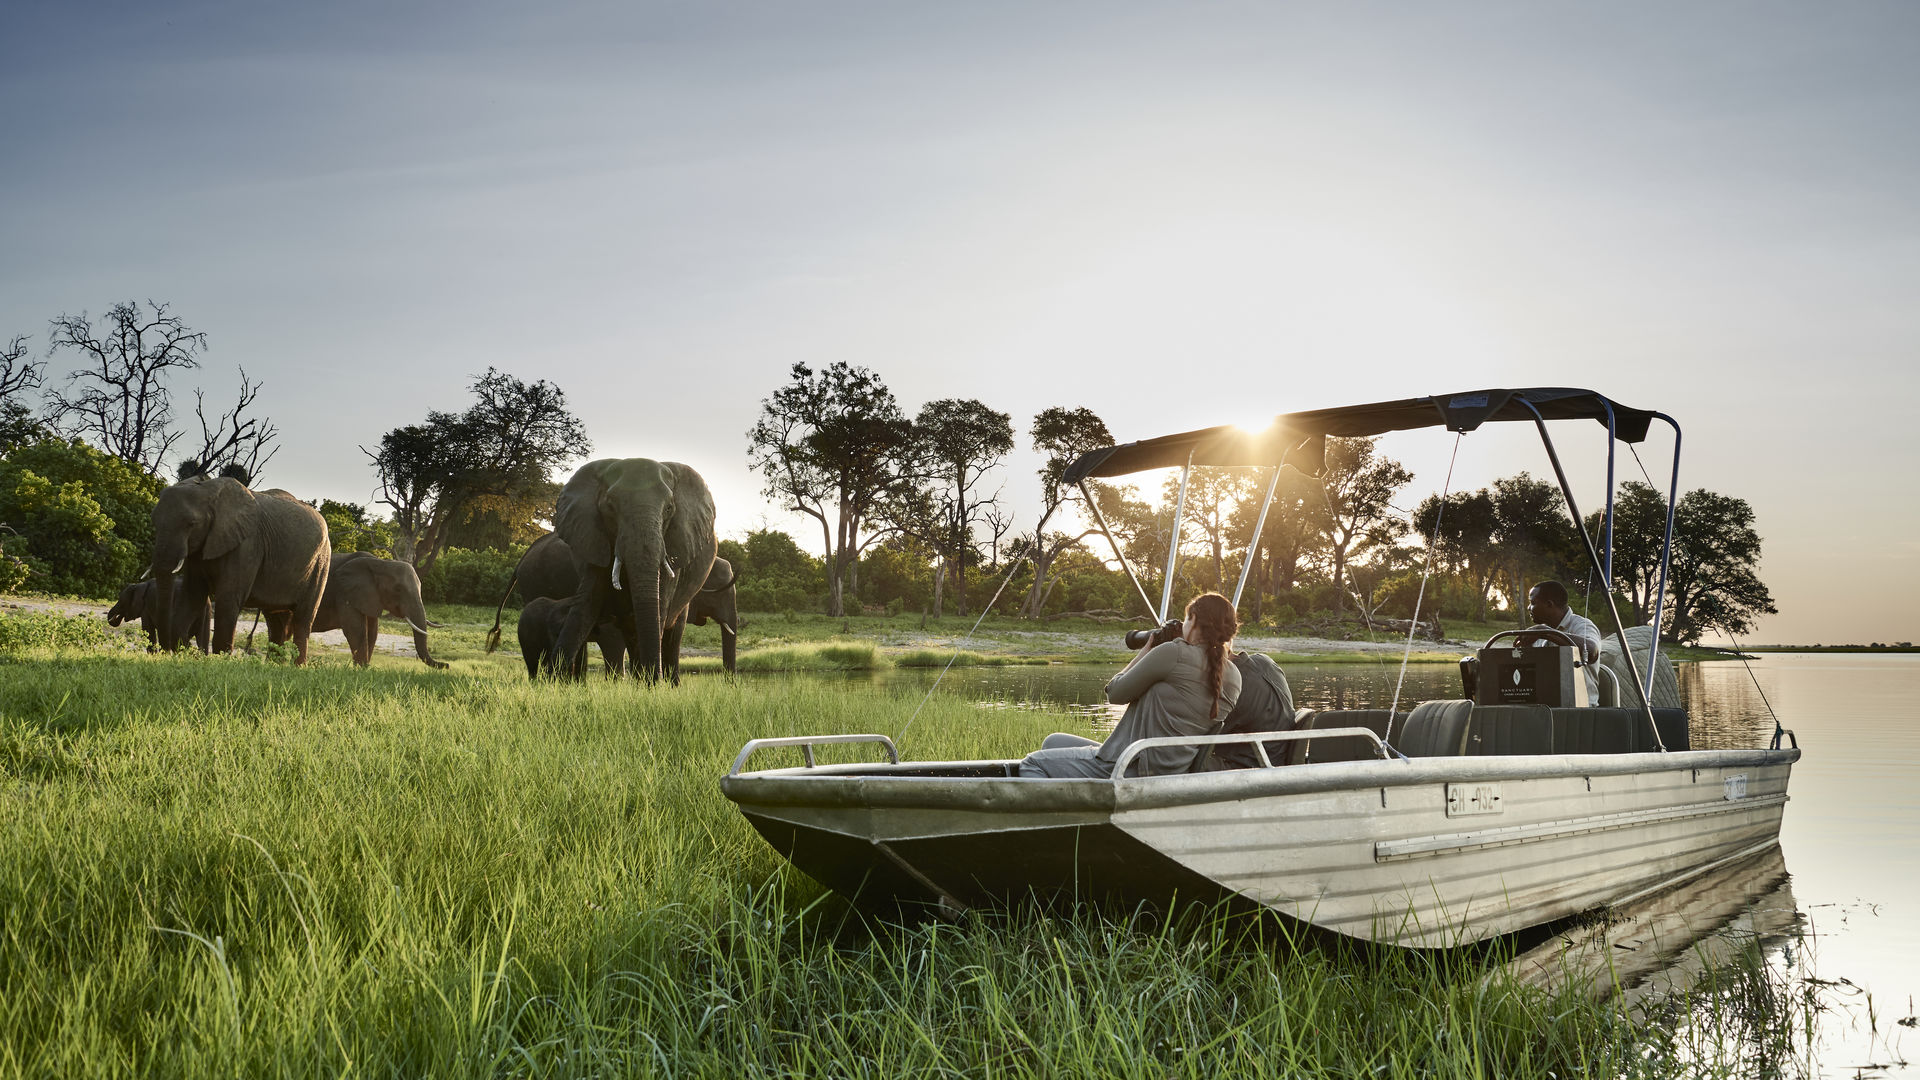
top-left (730, 733), bottom-right (901, 776)
top-left (1111, 726), bottom-right (1404, 779)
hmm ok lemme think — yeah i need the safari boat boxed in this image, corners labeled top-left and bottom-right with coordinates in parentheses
top-left (720, 388), bottom-right (1799, 947)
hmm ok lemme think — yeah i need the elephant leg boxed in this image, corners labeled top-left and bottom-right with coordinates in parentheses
top-left (210, 595), bottom-right (243, 655)
top-left (361, 614), bottom-right (381, 665)
top-left (342, 614), bottom-right (369, 666)
top-left (597, 622), bottom-right (626, 676)
top-left (553, 579), bottom-right (610, 682)
top-left (264, 609), bottom-right (293, 645)
top-left (662, 619), bottom-right (686, 686)
top-left (181, 576), bottom-right (214, 654)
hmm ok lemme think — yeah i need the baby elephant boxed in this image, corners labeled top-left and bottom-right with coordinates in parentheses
top-left (264, 553), bottom-right (446, 668)
top-left (519, 595), bottom-right (630, 679)
top-left (106, 579), bottom-right (209, 652)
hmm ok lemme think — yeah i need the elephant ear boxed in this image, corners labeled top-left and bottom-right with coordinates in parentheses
top-left (703, 557), bottom-right (735, 591)
top-left (202, 479), bottom-right (259, 562)
top-left (555, 461), bottom-right (614, 568)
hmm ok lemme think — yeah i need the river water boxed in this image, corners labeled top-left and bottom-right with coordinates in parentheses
top-left (856, 651), bottom-right (1920, 1075)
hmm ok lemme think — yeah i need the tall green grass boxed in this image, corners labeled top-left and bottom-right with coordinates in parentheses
top-left (0, 644), bottom-right (1814, 1078)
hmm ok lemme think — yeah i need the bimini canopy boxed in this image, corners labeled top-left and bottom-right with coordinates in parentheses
top-left (1061, 387), bottom-right (1660, 484)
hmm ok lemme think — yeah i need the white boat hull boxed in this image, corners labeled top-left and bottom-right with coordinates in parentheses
top-left (723, 746), bottom-right (1797, 947)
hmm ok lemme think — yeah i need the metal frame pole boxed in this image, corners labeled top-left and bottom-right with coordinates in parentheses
top-left (1518, 399), bottom-right (1665, 751)
top-left (1078, 480), bottom-right (1158, 618)
top-left (1231, 465), bottom-right (1283, 609)
top-left (1158, 451), bottom-right (1194, 621)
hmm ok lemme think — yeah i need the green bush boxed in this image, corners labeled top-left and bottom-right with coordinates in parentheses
top-left (0, 609), bottom-right (143, 653)
top-left (418, 545), bottom-right (525, 606)
top-left (0, 439), bottom-right (162, 598)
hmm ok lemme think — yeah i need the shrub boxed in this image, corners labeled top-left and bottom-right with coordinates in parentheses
top-left (418, 545), bottom-right (525, 606)
top-left (0, 609), bottom-right (142, 653)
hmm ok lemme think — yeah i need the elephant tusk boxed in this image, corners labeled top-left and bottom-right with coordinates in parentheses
top-left (408, 619), bottom-right (431, 635)
top-left (171, 557), bottom-right (186, 574)
top-left (721, 622), bottom-right (736, 636)
top-left (662, 561), bottom-right (678, 580)
top-left (611, 555), bottom-right (624, 590)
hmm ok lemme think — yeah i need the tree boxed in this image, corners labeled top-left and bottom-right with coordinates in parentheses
top-left (747, 363), bottom-right (924, 617)
top-left (318, 500), bottom-right (397, 557)
top-left (1660, 489), bottom-right (1777, 644)
top-left (1320, 437), bottom-right (1412, 612)
top-left (1, 334), bottom-right (48, 451)
top-left (42, 301), bottom-right (208, 474)
top-left (365, 368), bottom-right (589, 571)
top-left (1163, 466), bottom-right (1262, 593)
top-left (1021, 406), bottom-right (1115, 617)
top-left (0, 438), bottom-right (163, 597)
top-left (1230, 466), bottom-right (1330, 620)
top-left (181, 368), bottom-right (280, 481)
top-left (913, 399), bottom-right (1014, 616)
top-left (1490, 472), bottom-right (1576, 618)
top-left (1586, 481), bottom-right (1670, 625)
top-left (1415, 488), bottom-right (1499, 620)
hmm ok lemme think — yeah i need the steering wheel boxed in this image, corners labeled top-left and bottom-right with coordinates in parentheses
top-left (1482, 629), bottom-right (1577, 650)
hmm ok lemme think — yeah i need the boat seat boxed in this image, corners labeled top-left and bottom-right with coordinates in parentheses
top-left (1395, 699), bottom-right (1474, 757)
top-left (1299, 709), bottom-right (1402, 764)
top-left (1594, 664), bottom-right (1620, 707)
top-left (1464, 704), bottom-right (1555, 756)
top-left (1550, 707), bottom-right (1689, 753)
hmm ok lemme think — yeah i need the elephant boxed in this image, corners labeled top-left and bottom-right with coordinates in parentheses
top-left (105, 578), bottom-right (209, 652)
top-left (516, 595), bottom-right (630, 679)
top-left (263, 553), bottom-right (447, 668)
top-left (486, 532), bottom-right (738, 675)
top-left (552, 458), bottom-right (717, 684)
top-left (150, 475), bottom-right (331, 664)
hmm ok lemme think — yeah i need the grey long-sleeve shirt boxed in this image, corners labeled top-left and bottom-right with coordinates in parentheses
top-left (1095, 639), bottom-right (1243, 776)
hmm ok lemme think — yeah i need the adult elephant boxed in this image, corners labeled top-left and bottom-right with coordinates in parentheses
top-left (106, 579), bottom-right (209, 652)
top-left (265, 553), bottom-right (447, 668)
top-left (551, 458), bottom-right (716, 684)
top-left (486, 534), bottom-right (738, 675)
top-left (150, 474), bottom-right (331, 664)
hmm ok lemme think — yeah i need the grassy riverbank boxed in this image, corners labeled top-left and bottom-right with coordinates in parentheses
top-left (0, 621), bottom-right (1819, 1078)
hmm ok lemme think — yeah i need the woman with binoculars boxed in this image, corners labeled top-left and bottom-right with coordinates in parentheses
top-left (1017, 592), bottom-right (1243, 779)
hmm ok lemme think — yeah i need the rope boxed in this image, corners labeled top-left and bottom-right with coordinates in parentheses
top-left (1715, 622), bottom-right (1785, 748)
top-left (1387, 433), bottom-right (1462, 730)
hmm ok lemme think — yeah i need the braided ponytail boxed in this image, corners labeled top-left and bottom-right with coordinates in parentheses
top-left (1184, 593), bottom-right (1240, 720)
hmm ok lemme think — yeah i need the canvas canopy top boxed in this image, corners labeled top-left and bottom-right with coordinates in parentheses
top-left (1059, 387), bottom-right (1662, 484)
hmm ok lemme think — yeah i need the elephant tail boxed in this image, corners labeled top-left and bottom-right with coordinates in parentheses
top-left (485, 567), bottom-right (520, 653)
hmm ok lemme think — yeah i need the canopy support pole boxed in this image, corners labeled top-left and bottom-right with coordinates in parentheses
top-left (1231, 465), bottom-right (1283, 610)
top-left (1519, 400), bottom-right (1665, 751)
top-left (1078, 480), bottom-right (1158, 619)
top-left (1158, 452), bottom-right (1194, 621)
top-left (1643, 413), bottom-right (1683, 701)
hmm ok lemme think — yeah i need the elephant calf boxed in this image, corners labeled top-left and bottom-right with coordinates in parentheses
top-left (519, 596), bottom-right (630, 679)
top-left (265, 553), bottom-right (446, 668)
top-left (106, 579), bottom-right (209, 652)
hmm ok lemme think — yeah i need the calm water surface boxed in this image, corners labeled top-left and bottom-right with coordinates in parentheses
top-left (854, 652), bottom-right (1920, 1074)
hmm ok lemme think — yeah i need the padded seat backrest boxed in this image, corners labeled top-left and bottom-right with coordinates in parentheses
top-left (1396, 700), bottom-right (1474, 757)
top-left (1464, 704), bottom-right (1555, 756)
top-left (1594, 665), bottom-right (1620, 708)
top-left (1552, 708), bottom-right (1640, 754)
top-left (1300, 709), bottom-right (1402, 764)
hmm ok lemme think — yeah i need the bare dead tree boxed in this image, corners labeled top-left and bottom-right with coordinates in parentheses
top-left (183, 367), bottom-right (280, 483)
top-left (43, 300), bottom-right (207, 474)
top-left (1, 334), bottom-right (46, 447)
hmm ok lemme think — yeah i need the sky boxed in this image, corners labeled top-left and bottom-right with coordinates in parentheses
top-left (2, 1), bottom-right (1915, 645)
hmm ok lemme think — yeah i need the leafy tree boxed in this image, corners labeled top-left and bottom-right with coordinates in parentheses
top-left (366, 368), bottom-right (589, 572)
top-left (1660, 489), bottom-right (1777, 643)
top-left (1321, 437), bottom-right (1413, 612)
top-left (724, 528), bottom-right (826, 613)
top-left (1230, 466), bottom-right (1330, 620)
top-left (1415, 488), bottom-right (1500, 620)
top-left (912, 399), bottom-right (1014, 616)
top-left (1585, 481), bottom-right (1670, 625)
top-left (747, 363), bottom-right (924, 617)
top-left (319, 500), bottom-right (397, 557)
top-left (1163, 467), bottom-right (1262, 593)
top-left (1021, 406), bottom-right (1116, 618)
top-left (1490, 472), bottom-right (1577, 618)
top-left (0, 438), bottom-right (163, 596)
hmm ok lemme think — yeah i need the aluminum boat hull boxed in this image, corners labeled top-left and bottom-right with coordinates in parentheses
top-left (722, 747), bottom-right (1797, 947)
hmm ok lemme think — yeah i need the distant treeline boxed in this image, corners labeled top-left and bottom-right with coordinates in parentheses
top-left (2, 302), bottom-right (1778, 644)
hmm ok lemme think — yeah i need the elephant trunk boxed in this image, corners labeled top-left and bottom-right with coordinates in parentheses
top-left (151, 536), bottom-right (190, 652)
top-left (617, 521), bottom-right (665, 682)
top-left (397, 587), bottom-right (447, 669)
